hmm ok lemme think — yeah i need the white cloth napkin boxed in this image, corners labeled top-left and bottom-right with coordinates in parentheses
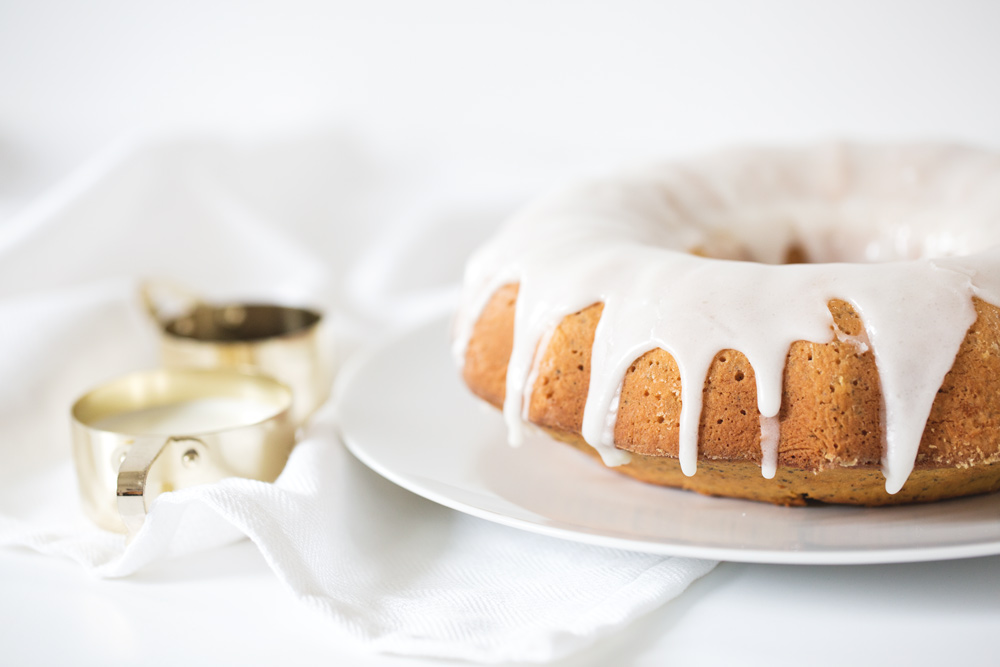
top-left (0, 133), bottom-right (717, 664)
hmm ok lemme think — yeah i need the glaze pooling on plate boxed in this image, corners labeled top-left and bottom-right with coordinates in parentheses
top-left (452, 144), bottom-right (1000, 494)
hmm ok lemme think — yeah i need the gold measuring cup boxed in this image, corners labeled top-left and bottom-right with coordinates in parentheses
top-left (142, 282), bottom-right (331, 427)
top-left (72, 368), bottom-right (295, 536)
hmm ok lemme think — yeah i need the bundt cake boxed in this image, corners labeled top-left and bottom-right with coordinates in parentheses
top-left (452, 144), bottom-right (1000, 505)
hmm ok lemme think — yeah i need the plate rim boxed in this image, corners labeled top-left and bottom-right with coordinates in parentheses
top-left (334, 314), bottom-right (1000, 565)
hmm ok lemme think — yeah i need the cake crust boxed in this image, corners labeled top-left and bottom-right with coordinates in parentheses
top-left (462, 283), bottom-right (1000, 505)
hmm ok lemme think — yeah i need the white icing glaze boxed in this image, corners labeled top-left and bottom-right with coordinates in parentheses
top-left (453, 144), bottom-right (1000, 494)
top-left (759, 415), bottom-right (780, 480)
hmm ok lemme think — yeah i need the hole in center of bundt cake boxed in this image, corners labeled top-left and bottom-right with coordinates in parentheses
top-left (688, 224), bottom-right (970, 266)
top-left (689, 238), bottom-right (813, 264)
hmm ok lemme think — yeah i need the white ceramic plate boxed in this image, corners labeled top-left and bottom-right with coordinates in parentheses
top-left (336, 316), bottom-right (1000, 564)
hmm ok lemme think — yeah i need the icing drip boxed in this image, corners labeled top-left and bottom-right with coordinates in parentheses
top-left (453, 144), bottom-right (1000, 494)
top-left (759, 415), bottom-right (781, 479)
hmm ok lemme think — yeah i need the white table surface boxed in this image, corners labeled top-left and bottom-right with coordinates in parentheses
top-left (3, 514), bottom-right (999, 666)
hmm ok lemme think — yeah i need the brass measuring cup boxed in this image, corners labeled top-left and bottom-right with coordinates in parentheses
top-left (72, 368), bottom-right (295, 536)
top-left (142, 282), bottom-right (331, 427)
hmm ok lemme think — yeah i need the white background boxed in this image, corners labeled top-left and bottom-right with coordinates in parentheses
top-left (2, 2), bottom-right (1000, 666)
top-left (3, 1), bottom-right (1000, 203)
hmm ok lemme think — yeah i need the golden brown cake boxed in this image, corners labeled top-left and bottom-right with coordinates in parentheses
top-left (453, 145), bottom-right (1000, 505)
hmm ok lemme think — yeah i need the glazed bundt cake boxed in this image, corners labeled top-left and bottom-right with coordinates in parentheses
top-left (452, 144), bottom-right (1000, 505)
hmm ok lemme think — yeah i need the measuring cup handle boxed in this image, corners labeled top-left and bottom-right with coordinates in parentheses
top-left (116, 436), bottom-right (172, 538)
top-left (139, 279), bottom-right (203, 325)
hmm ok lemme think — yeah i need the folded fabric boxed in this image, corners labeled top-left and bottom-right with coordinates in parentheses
top-left (0, 134), bottom-right (717, 663)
